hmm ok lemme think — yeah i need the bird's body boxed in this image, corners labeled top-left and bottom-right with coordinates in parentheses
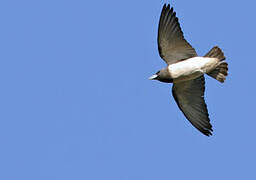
top-left (168, 57), bottom-right (219, 83)
top-left (149, 3), bottom-right (228, 136)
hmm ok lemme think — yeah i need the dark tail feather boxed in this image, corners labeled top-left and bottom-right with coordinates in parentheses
top-left (205, 46), bottom-right (228, 83)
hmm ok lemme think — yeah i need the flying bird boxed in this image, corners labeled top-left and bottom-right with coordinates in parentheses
top-left (149, 4), bottom-right (228, 136)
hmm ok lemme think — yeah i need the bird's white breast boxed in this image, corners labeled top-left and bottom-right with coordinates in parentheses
top-left (168, 57), bottom-right (219, 83)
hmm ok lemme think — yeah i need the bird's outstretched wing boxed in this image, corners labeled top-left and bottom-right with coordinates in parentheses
top-left (172, 76), bottom-right (213, 136)
top-left (158, 4), bottom-right (197, 65)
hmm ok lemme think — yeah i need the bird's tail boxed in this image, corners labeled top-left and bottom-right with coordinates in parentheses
top-left (204, 46), bottom-right (228, 83)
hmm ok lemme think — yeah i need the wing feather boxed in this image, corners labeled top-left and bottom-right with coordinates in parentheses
top-left (158, 4), bottom-right (197, 64)
top-left (172, 76), bottom-right (213, 136)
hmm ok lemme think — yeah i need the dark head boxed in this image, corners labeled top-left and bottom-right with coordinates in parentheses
top-left (149, 68), bottom-right (173, 83)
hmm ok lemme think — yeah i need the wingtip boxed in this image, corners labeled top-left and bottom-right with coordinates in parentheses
top-left (203, 129), bottom-right (213, 136)
top-left (163, 4), bottom-right (174, 11)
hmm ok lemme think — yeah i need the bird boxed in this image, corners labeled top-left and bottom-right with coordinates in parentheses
top-left (149, 4), bottom-right (228, 136)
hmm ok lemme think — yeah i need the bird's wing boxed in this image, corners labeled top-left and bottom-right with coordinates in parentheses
top-left (172, 76), bottom-right (213, 136)
top-left (158, 4), bottom-right (197, 65)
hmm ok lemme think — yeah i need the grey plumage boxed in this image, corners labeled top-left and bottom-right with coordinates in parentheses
top-left (150, 3), bottom-right (228, 136)
top-left (158, 4), bottom-right (197, 65)
top-left (205, 47), bottom-right (228, 83)
top-left (172, 76), bottom-right (212, 136)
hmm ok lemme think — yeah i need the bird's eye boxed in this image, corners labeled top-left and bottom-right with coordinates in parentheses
top-left (156, 71), bottom-right (160, 74)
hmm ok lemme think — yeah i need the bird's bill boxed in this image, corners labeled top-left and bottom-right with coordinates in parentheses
top-left (149, 74), bottom-right (158, 80)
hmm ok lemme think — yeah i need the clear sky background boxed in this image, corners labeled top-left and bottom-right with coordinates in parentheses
top-left (0, 0), bottom-right (255, 179)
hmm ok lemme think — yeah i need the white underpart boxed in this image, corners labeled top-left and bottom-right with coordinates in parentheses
top-left (168, 57), bottom-right (219, 83)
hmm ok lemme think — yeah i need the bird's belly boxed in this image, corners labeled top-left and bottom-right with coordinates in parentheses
top-left (168, 57), bottom-right (218, 83)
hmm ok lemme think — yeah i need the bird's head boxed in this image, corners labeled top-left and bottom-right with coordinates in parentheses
top-left (149, 68), bottom-right (173, 83)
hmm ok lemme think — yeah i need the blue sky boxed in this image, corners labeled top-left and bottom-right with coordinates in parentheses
top-left (0, 0), bottom-right (255, 179)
